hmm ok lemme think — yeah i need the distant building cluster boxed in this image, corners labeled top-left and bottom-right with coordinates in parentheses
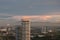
top-left (0, 18), bottom-right (31, 40)
top-left (0, 19), bottom-right (60, 40)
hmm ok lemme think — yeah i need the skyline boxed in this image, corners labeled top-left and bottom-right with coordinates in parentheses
top-left (0, 0), bottom-right (60, 25)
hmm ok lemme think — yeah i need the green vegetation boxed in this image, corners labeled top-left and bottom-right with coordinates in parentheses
top-left (0, 36), bottom-right (15, 40)
top-left (31, 35), bottom-right (60, 40)
top-left (31, 31), bottom-right (60, 40)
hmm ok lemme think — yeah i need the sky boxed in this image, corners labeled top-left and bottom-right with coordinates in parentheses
top-left (0, 0), bottom-right (60, 25)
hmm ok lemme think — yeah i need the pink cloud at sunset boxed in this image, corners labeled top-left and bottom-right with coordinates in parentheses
top-left (12, 15), bottom-right (52, 21)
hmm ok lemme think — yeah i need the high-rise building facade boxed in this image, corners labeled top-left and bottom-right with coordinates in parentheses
top-left (15, 26), bottom-right (22, 40)
top-left (21, 19), bottom-right (30, 40)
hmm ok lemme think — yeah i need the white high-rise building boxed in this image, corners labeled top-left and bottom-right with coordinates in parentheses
top-left (21, 19), bottom-right (30, 40)
top-left (41, 26), bottom-right (47, 34)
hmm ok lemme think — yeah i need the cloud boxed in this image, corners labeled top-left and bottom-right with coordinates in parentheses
top-left (31, 0), bottom-right (59, 5)
top-left (0, 15), bottom-right (60, 26)
top-left (0, 0), bottom-right (16, 2)
top-left (11, 15), bottom-right (52, 22)
top-left (45, 12), bottom-right (60, 15)
top-left (0, 0), bottom-right (60, 15)
top-left (11, 13), bottom-right (60, 22)
top-left (0, 12), bottom-right (60, 22)
top-left (0, 0), bottom-right (60, 26)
